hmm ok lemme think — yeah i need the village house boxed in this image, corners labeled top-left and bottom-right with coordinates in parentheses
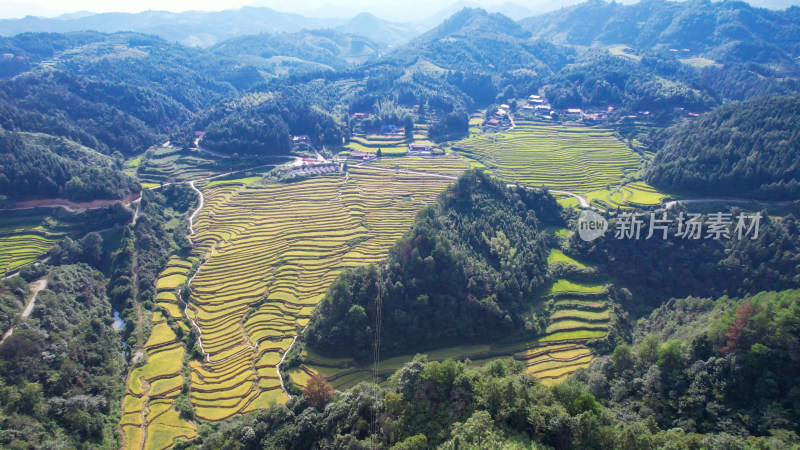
top-left (408, 143), bottom-right (432, 154)
top-left (292, 135), bottom-right (311, 144)
top-left (565, 108), bottom-right (584, 118)
top-left (350, 151), bottom-right (373, 160)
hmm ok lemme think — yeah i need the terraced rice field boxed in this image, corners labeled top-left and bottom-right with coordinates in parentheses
top-left (366, 156), bottom-right (469, 176)
top-left (586, 181), bottom-right (667, 209)
top-left (0, 210), bottom-right (68, 277)
top-left (456, 122), bottom-right (641, 193)
top-left (345, 131), bottom-right (437, 156)
top-left (137, 168), bottom-right (456, 423)
top-left (120, 308), bottom-right (197, 450)
top-left (0, 232), bottom-right (56, 277)
top-left (298, 227), bottom-right (612, 387)
top-left (136, 147), bottom-right (220, 185)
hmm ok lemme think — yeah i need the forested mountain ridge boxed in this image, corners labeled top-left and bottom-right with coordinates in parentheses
top-left (211, 30), bottom-right (384, 73)
top-left (305, 170), bottom-right (563, 360)
top-left (0, 129), bottom-right (140, 202)
top-left (645, 95), bottom-right (800, 200)
top-left (0, 32), bottom-right (236, 155)
top-left (395, 8), bottom-right (570, 75)
top-left (521, 0), bottom-right (800, 62)
top-left (521, 0), bottom-right (800, 105)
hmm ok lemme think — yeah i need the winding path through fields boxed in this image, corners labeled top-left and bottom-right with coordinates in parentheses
top-left (0, 279), bottom-right (47, 344)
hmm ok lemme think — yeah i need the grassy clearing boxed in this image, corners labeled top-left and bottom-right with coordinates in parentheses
top-left (547, 249), bottom-right (587, 268)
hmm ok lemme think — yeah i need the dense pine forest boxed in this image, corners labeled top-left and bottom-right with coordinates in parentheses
top-left (0, 0), bottom-right (799, 448)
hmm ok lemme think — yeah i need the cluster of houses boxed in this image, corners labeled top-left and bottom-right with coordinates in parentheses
top-left (287, 163), bottom-right (340, 178)
top-left (486, 104), bottom-right (513, 130)
top-left (520, 94), bottom-right (553, 117)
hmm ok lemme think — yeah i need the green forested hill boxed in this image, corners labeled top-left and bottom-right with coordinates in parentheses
top-left (0, 265), bottom-right (125, 448)
top-left (0, 129), bottom-right (140, 202)
top-left (645, 95), bottom-right (800, 200)
top-left (0, 33), bottom-right (237, 155)
top-left (578, 289), bottom-right (800, 440)
top-left (305, 170), bottom-right (562, 360)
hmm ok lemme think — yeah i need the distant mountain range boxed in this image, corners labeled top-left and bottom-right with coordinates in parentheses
top-left (520, 0), bottom-right (800, 64)
top-left (0, 6), bottom-right (424, 47)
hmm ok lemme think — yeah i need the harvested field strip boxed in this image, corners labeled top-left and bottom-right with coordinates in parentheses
top-left (366, 156), bottom-right (469, 176)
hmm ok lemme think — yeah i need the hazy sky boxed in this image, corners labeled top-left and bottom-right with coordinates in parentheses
top-left (1, 0), bottom-right (798, 20)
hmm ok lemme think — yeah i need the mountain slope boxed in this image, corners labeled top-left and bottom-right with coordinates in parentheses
top-left (0, 129), bottom-right (140, 202)
top-left (212, 30), bottom-right (384, 71)
top-left (645, 95), bottom-right (800, 200)
top-left (395, 8), bottom-right (567, 74)
top-left (520, 0), bottom-right (800, 66)
top-left (335, 13), bottom-right (425, 46)
top-left (0, 32), bottom-right (236, 155)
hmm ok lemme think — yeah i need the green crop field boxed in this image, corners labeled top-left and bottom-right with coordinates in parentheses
top-left (587, 181), bottom-right (667, 209)
top-left (547, 279), bottom-right (606, 295)
top-left (547, 249), bottom-right (587, 268)
top-left (455, 122), bottom-right (642, 193)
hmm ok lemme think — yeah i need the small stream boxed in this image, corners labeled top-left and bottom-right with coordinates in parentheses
top-left (112, 310), bottom-right (125, 330)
